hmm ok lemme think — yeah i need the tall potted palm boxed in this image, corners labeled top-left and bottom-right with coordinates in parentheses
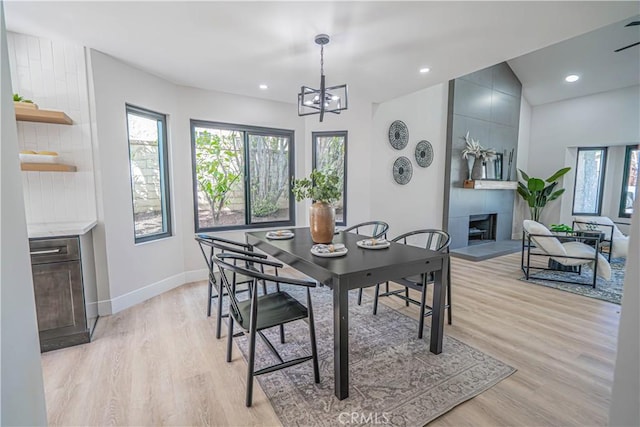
top-left (517, 167), bottom-right (571, 222)
top-left (292, 169), bottom-right (342, 243)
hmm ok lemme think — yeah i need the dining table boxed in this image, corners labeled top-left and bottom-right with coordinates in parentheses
top-left (245, 227), bottom-right (449, 400)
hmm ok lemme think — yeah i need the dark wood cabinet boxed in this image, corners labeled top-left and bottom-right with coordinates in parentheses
top-left (30, 237), bottom-right (91, 352)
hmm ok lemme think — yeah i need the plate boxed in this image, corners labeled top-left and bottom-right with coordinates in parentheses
top-left (356, 239), bottom-right (391, 249)
top-left (266, 231), bottom-right (295, 240)
top-left (310, 244), bottom-right (348, 257)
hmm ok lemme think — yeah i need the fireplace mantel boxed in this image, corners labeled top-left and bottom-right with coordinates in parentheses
top-left (463, 180), bottom-right (518, 190)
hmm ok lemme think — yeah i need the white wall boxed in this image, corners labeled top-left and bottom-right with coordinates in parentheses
top-left (8, 31), bottom-right (96, 224)
top-left (513, 95), bottom-right (532, 237)
top-left (370, 83), bottom-right (448, 236)
top-left (0, 3), bottom-right (47, 423)
top-left (528, 85), bottom-right (640, 225)
top-left (609, 194), bottom-right (640, 426)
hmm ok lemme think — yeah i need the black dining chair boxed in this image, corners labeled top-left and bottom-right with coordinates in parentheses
top-left (372, 229), bottom-right (452, 338)
top-left (195, 234), bottom-right (270, 339)
top-left (213, 252), bottom-right (320, 407)
top-left (340, 221), bottom-right (390, 305)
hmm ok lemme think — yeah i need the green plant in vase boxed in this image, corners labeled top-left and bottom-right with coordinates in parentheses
top-left (517, 167), bottom-right (571, 222)
top-left (292, 169), bottom-right (341, 243)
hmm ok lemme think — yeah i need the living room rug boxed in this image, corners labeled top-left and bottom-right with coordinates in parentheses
top-left (233, 285), bottom-right (515, 427)
top-left (520, 258), bottom-right (626, 304)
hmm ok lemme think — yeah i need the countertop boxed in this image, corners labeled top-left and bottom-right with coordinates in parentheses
top-left (27, 220), bottom-right (98, 239)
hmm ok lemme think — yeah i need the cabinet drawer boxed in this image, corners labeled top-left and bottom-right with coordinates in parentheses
top-left (29, 237), bottom-right (80, 264)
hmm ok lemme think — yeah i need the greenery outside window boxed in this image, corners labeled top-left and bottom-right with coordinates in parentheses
top-left (191, 120), bottom-right (294, 231)
top-left (572, 147), bottom-right (607, 216)
top-left (126, 105), bottom-right (172, 243)
top-left (619, 144), bottom-right (639, 218)
top-left (312, 131), bottom-right (347, 225)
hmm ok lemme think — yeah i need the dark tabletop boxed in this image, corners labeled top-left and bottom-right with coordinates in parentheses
top-left (246, 228), bottom-right (445, 289)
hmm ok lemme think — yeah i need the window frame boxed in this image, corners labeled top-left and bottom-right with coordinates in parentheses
top-left (125, 104), bottom-right (172, 244)
top-left (618, 144), bottom-right (639, 218)
top-left (190, 119), bottom-right (295, 232)
top-left (312, 131), bottom-right (348, 226)
top-left (572, 146), bottom-right (607, 216)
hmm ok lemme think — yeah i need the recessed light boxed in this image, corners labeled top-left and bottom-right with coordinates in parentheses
top-left (565, 74), bottom-right (579, 83)
top-left (419, 67), bottom-right (431, 74)
top-left (259, 84), bottom-right (268, 90)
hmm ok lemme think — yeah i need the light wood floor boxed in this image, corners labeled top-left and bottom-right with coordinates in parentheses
top-left (41, 252), bottom-right (621, 426)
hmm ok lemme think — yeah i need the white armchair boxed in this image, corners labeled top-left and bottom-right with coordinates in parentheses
top-left (522, 220), bottom-right (611, 288)
top-left (573, 216), bottom-right (629, 259)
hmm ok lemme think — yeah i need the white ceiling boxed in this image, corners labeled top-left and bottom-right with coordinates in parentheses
top-left (4, 1), bottom-right (639, 106)
top-left (509, 14), bottom-right (640, 106)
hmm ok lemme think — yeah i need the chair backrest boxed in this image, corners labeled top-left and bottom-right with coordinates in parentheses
top-left (213, 253), bottom-right (316, 327)
top-left (522, 220), bottom-right (567, 256)
top-left (342, 221), bottom-right (389, 239)
top-left (194, 234), bottom-right (263, 278)
top-left (391, 229), bottom-right (451, 252)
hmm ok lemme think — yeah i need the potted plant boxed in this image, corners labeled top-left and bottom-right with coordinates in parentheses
top-left (292, 169), bottom-right (342, 243)
top-left (13, 93), bottom-right (38, 110)
top-left (517, 167), bottom-right (571, 222)
top-left (461, 132), bottom-right (496, 180)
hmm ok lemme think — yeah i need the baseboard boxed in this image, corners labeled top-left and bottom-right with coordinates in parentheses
top-left (109, 272), bottom-right (187, 314)
top-left (96, 268), bottom-right (209, 315)
top-left (184, 268), bottom-right (208, 284)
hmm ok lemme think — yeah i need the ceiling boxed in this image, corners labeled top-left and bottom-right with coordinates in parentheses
top-left (4, 1), bottom-right (639, 106)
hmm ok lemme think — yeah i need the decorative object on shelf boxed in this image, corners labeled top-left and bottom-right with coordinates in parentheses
top-left (393, 156), bottom-right (413, 185)
top-left (494, 153), bottom-right (503, 180)
top-left (461, 132), bottom-right (496, 180)
top-left (414, 140), bottom-right (433, 168)
top-left (13, 93), bottom-right (38, 109)
top-left (549, 224), bottom-right (573, 233)
top-left (298, 34), bottom-right (348, 122)
top-left (19, 150), bottom-right (59, 164)
top-left (292, 169), bottom-right (342, 243)
top-left (505, 148), bottom-right (515, 181)
top-left (388, 120), bottom-right (409, 150)
top-left (517, 167), bottom-right (571, 222)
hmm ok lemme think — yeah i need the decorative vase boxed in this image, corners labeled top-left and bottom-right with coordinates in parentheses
top-left (466, 156), bottom-right (475, 180)
top-left (309, 202), bottom-right (335, 244)
top-left (471, 157), bottom-right (485, 180)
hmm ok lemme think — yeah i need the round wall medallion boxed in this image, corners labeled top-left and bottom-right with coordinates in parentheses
top-left (415, 140), bottom-right (433, 168)
top-left (393, 156), bottom-right (413, 185)
top-left (388, 120), bottom-right (409, 150)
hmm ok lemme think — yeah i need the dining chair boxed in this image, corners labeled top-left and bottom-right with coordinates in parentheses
top-left (372, 229), bottom-right (452, 338)
top-left (195, 234), bottom-right (270, 339)
top-left (341, 221), bottom-right (390, 305)
top-left (213, 252), bottom-right (320, 407)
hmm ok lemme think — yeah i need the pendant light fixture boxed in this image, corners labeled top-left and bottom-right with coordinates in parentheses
top-left (298, 34), bottom-right (348, 122)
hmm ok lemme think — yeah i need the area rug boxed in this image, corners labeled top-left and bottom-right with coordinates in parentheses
top-left (233, 285), bottom-right (515, 427)
top-left (520, 258), bottom-right (626, 304)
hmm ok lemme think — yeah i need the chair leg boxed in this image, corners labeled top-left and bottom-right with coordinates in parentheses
top-left (385, 282), bottom-right (389, 293)
top-left (307, 290), bottom-right (320, 384)
top-left (357, 288), bottom-right (363, 305)
top-left (447, 260), bottom-right (452, 325)
top-left (207, 280), bottom-right (214, 317)
top-left (245, 325), bottom-right (257, 407)
top-left (216, 285), bottom-right (225, 339)
top-left (279, 325), bottom-right (286, 344)
top-left (226, 316), bottom-right (234, 363)
top-left (418, 284), bottom-right (427, 339)
top-left (405, 287), bottom-right (410, 307)
top-left (372, 284), bottom-right (380, 315)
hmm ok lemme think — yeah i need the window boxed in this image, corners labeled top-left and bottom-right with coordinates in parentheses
top-left (312, 131), bottom-right (347, 225)
top-left (572, 147), bottom-right (607, 215)
top-left (191, 120), bottom-right (294, 231)
top-left (126, 105), bottom-right (172, 242)
top-left (619, 144), bottom-right (639, 218)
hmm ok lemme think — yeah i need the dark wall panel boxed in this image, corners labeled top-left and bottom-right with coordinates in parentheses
top-left (444, 62), bottom-right (522, 249)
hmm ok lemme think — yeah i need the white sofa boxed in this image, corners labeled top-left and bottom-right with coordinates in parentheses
top-left (573, 216), bottom-right (629, 259)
